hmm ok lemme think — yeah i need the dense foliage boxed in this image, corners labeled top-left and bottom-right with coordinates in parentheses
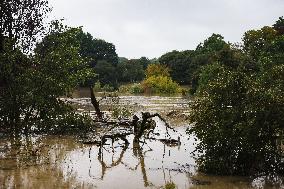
top-left (117, 57), bottom-right (151, 84)
top-left (188, 18), bottom-right (284, 176)
top-left (142, 64), bottom-right (181, 94)
top-left (158, 34), bottom-right (229, 93)
top-left (76, 30), bottom-right (118, 87)
top-left (0, 3), bottom-right (93, 134)
top-left (159, 50), bottom-right (194, 84)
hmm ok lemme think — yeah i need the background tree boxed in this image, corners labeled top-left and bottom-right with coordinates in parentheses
top-left (139, 56), bottom-right (151, 69)
top-left (94, 60), bottom-right (117, 86)
top-left (189, 34), bottom-right (229, 92)
top-left (117, 58), bottom-right (145, 83)
top-left (75, 30), bottom-right (118, 87)
top-left (243, 26), bottom-right (277, 61)
top-left (145, 63), bottom-right (170, 78)
top-left (273, 16), bottom-right (284, 35)
top-left (159, 50), bottom-right (194, 84)
top-left (116, 57), bottom-right (150, 84)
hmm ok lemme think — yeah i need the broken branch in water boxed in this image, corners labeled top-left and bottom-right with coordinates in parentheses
top-left (88, 87), bottom-right (180, 145)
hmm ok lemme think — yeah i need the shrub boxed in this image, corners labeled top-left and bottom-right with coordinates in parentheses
top-left (142, 76), bottom-right (181, 94)
top-left (130, 83), bottom-right (143, 94)
top-left (102, 84), bottom-right (114, 92)
top-left (93, 81), bottom-right (101, 92)
top-left (118, 83), bottom-right (143, 94)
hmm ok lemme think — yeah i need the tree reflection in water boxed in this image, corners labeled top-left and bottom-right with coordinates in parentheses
top-left (96, 137), bottom-right (154, 187)
top-left (0, 135), bottom-right (95, 189)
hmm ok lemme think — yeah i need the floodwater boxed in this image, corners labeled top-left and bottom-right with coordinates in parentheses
top-left (0, 92), bottom-right (282, 189)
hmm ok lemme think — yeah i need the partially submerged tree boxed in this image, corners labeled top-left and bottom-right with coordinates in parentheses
top-left (0, 1), bottom-right (94, 134)
top-left (0, 0), bottom-right (51, 133)
top-left (188, 20), bottom-right (284, 176)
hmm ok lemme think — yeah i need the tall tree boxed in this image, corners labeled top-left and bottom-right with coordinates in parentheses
top-left (159, 50), bottom-right (194, 84)
top-left (273, 16), bottom-right (284, 35)
top-left (243, 26), bottom-right (277, 61)
top-left (117, 58), bottom-right (145, 83)
top-left (74, 29), bottom-right (119, 86)
top-left (0, 0), bottom-right (50, 53)
top-left (0, 0), bottom-right (51, 132)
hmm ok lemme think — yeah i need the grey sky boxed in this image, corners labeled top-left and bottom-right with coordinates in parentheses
top-left (48, 0), bottom-right (284, 59)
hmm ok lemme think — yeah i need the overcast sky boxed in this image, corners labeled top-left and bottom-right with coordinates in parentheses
top-left (48, 0), bottom-right (284, 59)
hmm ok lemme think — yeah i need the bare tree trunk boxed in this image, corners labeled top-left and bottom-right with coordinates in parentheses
top-left (89, 86), bottom-right (103, 120)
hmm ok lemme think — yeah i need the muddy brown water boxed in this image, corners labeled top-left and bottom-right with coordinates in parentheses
top-left (0, 93), bottom-right (281, 189)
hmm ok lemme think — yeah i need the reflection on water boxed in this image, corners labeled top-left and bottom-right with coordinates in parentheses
top-left (0, 135), bottom-right (95, 188)
top-left (59, 118), bottom-right (196, 189)
top-left (0, 123), bottom-right (260, 189)
top-left (1, 95), bottom-right (281, 189)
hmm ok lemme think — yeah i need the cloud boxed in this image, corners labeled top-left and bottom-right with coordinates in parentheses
top-left (48, 0), bottom-right (284, 58)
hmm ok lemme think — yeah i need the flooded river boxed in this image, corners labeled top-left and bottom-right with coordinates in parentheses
top-left (0, 94), bottom-right (281, 188)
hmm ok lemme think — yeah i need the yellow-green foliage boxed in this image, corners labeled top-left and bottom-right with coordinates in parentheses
top-left (142, 75), bottom-right (181, 94)
top-left (145, 63), bottom-right (170, 78)
top-left (141, 63), bottom-right (181, 94)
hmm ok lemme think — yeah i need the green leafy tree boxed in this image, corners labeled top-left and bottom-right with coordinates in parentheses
top-left (139, 56), bottom-right (151, 69)
top-left (190, 34), bottom-right (229, 92)
top-left (0, 11), bottom-right (94, 134)
top-left (243, 26), bottom-right (277, 61)
top-left (117, 59), bottom-right (145, 83)
top-left (94, 60), bottom-right (117, 87)
top-left (159, 50), bottom-right (194, 84)
top-left (273, 16), bottom-right (284, 35)
top-left (0, 0), bottom-right (51, 132)
top-left (0, 0), bottom-right (50, 53)
top-left (74, 30), bottom-right (118, 86)
top-left (189, 20), bottom-right (284, 176)
top-left (76, 30), bottom-right (118, 67)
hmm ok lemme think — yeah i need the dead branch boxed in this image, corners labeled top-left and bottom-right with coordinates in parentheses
top-left (90, 86), bottom-right (103, 120)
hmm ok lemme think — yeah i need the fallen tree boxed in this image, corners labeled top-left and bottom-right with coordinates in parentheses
top-left (82, 88), bottom-right (180, 147)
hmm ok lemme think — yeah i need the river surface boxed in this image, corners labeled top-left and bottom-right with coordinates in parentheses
top-left (0, 93), bottom-right (281, 189)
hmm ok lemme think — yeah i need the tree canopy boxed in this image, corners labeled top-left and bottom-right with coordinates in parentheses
top-left (0, 3), bottom-right (93, 134)
top-left (159, 50), bottom-right (194, 84)
top-left (188, 19), bottom-right (284, 176)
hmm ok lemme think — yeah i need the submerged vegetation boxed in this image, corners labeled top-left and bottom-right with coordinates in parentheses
top-left (0, 0), bottom-right (283, 187)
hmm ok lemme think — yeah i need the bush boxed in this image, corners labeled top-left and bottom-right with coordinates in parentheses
top-left (118, 83), bottom-right (143, 94)
top-left (142, 76), bottom-right (181, 94)
top-left (130, 83), bottom-right (143, 94)
top-left (93, 81), bottom-right (102, 92)
top-left (102, 84), bottom-right (114, 92)
top-left (93, 81), bottom-right (115, 92)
